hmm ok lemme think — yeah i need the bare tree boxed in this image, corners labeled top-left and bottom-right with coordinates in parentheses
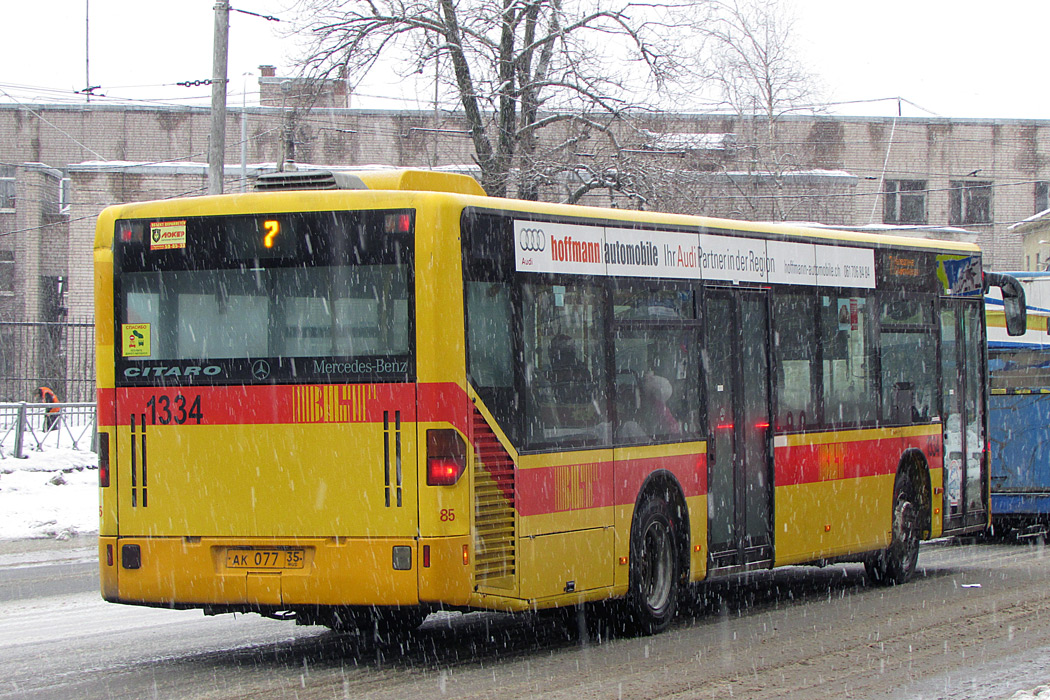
top-left (700, 0), bottom-right (822, 220)
top-left (289, 0), bottom-right (712, 199)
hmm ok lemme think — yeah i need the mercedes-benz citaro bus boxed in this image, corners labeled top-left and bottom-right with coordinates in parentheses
top-left (95, 168), bottom-right (1026, 637)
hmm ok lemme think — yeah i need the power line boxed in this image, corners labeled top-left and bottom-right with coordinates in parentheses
top-left (0, 88), bottom-right (104, 159)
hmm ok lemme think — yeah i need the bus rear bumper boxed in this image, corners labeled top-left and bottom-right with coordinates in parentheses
top-left (99, 535), bottom-right (421, 609)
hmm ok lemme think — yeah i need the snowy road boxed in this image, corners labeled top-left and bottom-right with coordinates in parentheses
top-left (2, 539), bottom-right (1050, 699)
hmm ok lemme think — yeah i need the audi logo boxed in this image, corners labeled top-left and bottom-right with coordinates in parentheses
top-left (518, 228), bottom-right (547, 252)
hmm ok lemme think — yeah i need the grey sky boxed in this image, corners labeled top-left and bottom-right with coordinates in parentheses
top-left (1, 0), bottom-right (1045, 119)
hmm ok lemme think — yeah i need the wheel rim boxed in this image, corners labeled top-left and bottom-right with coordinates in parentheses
top-left (641, 519), bottom-right (674, 613)
top-left (893, 493), bottom-right (919, 572)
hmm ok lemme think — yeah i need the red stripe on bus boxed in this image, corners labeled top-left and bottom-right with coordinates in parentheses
top-left (516, 461), bottom-right (615, 515)
top-left (97, 388), bottom-right (116, 425)
top-left (104, 382), bottom-right (473, 429)
top-left (417, 383), bottom-right (472, 435)
top-left (109, 384), bottom-right (418, 425)
top-left (515, 451), bottom-right (706, 516)
top-left (774, 432), bottom-right (942, 486)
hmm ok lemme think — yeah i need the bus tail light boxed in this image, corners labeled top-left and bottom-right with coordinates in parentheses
top-left (384, 213), bottom-right (412, 234)
top-left (98, 432), bottom-right (110, 487)
top-left (426, 429), bottom-right (466, 486)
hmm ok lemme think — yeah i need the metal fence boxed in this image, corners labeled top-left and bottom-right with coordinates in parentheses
top-left (0, 401), bottom-right (97, 458)
top-left (0, 319), bottom-right (95, 404)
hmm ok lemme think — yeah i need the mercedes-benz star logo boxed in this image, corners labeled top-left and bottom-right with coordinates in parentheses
top-left (252, 360), bottom-right (271, 380)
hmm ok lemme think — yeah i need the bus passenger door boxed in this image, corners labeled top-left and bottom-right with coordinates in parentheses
top-left (940, 299), bottom-right (987, 532)
top-left (705, 289), bottom-right (774, 570)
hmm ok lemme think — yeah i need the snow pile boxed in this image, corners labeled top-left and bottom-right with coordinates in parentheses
top-left (1011, 687), bottom-right (1050, 700)
top-left (0, 447), bottom-right (98, 540)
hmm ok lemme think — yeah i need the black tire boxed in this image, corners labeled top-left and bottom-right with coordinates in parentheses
top-left (866, 471), bottom-right (921, 585)
top-left (626, 493), bottom-right (680, 635)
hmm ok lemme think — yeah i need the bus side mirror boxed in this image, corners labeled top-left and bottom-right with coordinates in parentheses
top-left (984, 272), bottom-right (1027, 336)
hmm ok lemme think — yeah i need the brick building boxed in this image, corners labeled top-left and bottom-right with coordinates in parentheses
top-left (4, 89), bottom-right (1050, 335)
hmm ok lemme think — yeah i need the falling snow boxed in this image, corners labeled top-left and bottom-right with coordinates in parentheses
top-left (2, 443), bottom-right (1049, 700)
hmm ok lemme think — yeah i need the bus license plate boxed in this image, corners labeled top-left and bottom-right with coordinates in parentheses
top-left (226, 549), bottom-right (305, 570)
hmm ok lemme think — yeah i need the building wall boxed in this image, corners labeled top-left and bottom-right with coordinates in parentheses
top-left (1, 164), bottom-right (68, 322)
top-left (66, 164), bottom-right (257, 321)
top-left (5, 104), bottom-right (1050, 329)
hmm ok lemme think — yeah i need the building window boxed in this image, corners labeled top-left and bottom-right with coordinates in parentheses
top-left (60, 177), bottom-right (71, 214)
top-left (0, 165), bottom-right (14, 210)
top-left (0, 251), bottom-right (14, 293)
top-left (949, 180), bottom-right (992, 225)
top-left (883, 180), bottom-right (927, 225)
top-left (1037, 181), bottom-right (1050, 214)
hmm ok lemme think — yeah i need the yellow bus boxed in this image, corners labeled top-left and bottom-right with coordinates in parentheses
top-left (95, 169), bottom-right (1025, 636)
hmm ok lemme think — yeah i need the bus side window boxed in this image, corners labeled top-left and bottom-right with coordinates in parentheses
top-left (465, 281), bottom-right (518, 436)
top-left (613, 328), bottom-right (699, 443)
top-left (821, 295), bottom-right (878, 426)
top-left (879, 296), bottom-right (937, 425)
top-left (772, 292), bottom-right (818, 431)
top-left (522, 282), bottom-right (609, 448)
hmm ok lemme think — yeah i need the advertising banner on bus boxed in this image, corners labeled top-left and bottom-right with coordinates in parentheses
top-left (514, 220), bottom-right (876, 288)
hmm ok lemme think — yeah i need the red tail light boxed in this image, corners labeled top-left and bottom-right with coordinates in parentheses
top-left (98, 432), bottom-right (110, 487)
top-left (427, 429), bottom-right (466, 486)
top-left (385, 213), bottom-right (413, 233)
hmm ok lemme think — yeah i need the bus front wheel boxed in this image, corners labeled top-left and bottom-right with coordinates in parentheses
top-left (866, 470), bottom-right (921, 585)
top-left (626, 494), bottom-right (680, 634)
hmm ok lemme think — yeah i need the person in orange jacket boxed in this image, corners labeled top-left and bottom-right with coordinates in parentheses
top-left (36, 386), bottom-right (59, 432)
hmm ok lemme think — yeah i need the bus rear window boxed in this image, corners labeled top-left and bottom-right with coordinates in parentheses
top-left (115, 210), bottom-right (414, 385)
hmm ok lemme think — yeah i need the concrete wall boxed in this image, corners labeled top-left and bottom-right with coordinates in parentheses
top-left (5, 104), bottom-right (1050, 329)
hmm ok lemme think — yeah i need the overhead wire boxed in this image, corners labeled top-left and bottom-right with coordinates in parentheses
top-left (0, 98), bottom-right (1038, 188)
top-left (2, 80), bottom-right (1049, 215)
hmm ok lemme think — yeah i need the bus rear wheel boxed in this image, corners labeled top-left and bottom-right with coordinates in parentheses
top-left (866, 471), bottom-right (921, 585)
top-left (626, 494), bottom-right (680, 635)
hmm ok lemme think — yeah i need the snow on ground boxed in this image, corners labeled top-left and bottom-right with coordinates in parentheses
top-left (0, 443), bottom-right (98, 540)
top-left (4, 441), bottom-right (1050, 700)
top-left (1012, 687), bottom-right (1050, 700)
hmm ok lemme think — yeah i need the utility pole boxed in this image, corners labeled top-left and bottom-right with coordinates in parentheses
top-left (278, 80), bottom-right (295, 171)
top-left (241, 73), bottom-right (249, 192)
top-left (208, 1), bottom-right (230, 195)
top-left (85, 0), bottom-right (90, 103)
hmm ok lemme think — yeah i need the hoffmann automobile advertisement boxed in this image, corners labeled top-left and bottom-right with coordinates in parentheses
top-left (514, 220), bottom-right (876, 289)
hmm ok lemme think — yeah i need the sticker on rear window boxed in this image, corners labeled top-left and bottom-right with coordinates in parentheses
top-left (150, 220), bottom-right (186, 250)
top-left (122, 323), bottom-right (151, 357)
